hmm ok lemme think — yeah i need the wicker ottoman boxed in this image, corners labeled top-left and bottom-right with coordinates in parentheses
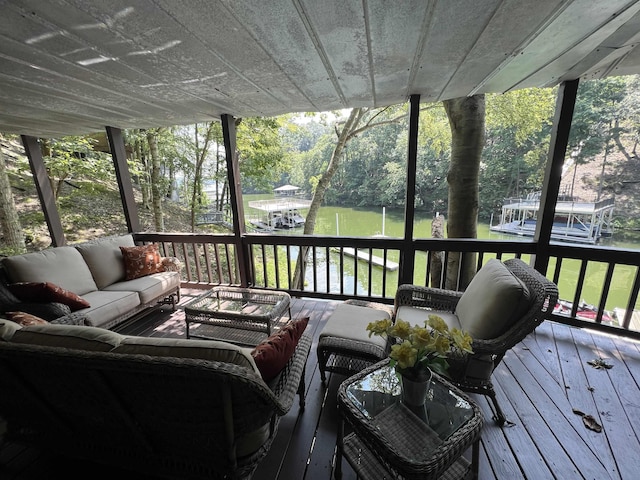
top-left (317, 300), bottom-right (393, 383)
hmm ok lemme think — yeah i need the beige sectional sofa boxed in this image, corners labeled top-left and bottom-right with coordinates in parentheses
top-left (0, 234), bottom-right (180, 330)
top-left (0, 320), bottom-right (312, 479)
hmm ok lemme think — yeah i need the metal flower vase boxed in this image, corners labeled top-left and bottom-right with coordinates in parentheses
top-left (398, 368), bottom-right (432, 408)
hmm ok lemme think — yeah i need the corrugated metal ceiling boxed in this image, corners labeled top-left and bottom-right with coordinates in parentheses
top-left (1, 0), bottom-right (640, 137)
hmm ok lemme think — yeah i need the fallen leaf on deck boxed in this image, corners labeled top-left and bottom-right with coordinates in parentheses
top-left (582, 415), bottom-right (602, 433)
top-left (587, 358), bottom-right (613, 369)
top-left (572, 409), bottom-right (603, 432)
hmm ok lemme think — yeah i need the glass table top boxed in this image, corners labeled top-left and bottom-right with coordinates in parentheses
top-left (343, 364), bottom-right (475, 462)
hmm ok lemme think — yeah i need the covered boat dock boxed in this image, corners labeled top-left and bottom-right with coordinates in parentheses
top-left (490, 196), bottom-right (615, 244)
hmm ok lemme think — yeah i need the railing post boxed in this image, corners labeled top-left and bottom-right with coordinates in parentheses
top-left (534, 80), bottom-right (579, 273)
top-left (21, 135), bottom-right (66, 247)
top-left (399, 94), bottom-right (420, 285)
top-left (222, 114), bottom-right (251, 286)
top-left (106, 126), bottom-right (140, 233)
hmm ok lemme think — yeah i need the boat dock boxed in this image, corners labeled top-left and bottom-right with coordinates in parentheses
top-left (340, 247), bottom-right (399, 271)
top-left (248, 198), bottom-right (311, 229)
top-left (490, 194), bottom-right (615, 244)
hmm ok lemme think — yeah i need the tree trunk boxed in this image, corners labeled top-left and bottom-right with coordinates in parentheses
top-left (443, 95), bottom-right (485, 290)
top-left (190, 122), bottom-right (216, 232)
top-left (430, 213), bottom-right (444, 288)
top-left (0, 144), bottom-right (25, 254)
top-left (292, 108), bottom-right (364, 288)
top-left (147, 130), bottom-right (164, 232)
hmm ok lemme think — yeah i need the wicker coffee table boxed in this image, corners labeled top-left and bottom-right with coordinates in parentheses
top-left (184, 286), bottom-right (291, 346)
top-left (336, 360), bottom-right (484, 480)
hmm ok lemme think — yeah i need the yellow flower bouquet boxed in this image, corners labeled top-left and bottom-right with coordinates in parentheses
top-left (367, 314), bottom-right (473, 381)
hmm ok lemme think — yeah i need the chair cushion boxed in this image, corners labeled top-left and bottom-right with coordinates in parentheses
top-left (11, 324), bottom-right (124, 351)
top-left (319, 303), bottom-right (390, 348)
top-left (455, 259), bottom-right (530, 339)
top-left (395, 306), bottom-right (461, 331)
top-left (252, 317), bottom-right (309, 381)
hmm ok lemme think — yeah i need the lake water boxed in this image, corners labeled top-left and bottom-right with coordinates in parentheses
top-left (244, 194), bottom-right (640, 313)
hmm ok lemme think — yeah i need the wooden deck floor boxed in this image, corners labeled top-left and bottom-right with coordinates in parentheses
top-left (2, 292), bottom-right (640, 479)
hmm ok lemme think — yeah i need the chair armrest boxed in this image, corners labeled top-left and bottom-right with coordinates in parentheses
top-left (161, 256), bottom-right (183, 273)
top-left (269, 332), bottom-right (312, 415)
top-left (394, 284), bottom-right (463, 315)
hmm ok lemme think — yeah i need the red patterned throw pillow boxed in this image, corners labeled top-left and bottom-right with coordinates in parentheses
top-left (251, 317), bottom-right (309, 382)
top-left (8, 282), bottom-right (90, 311)
top-left (5, 311), bottom-right (48, 326)
top-left (120, 244), bottom-right (163, 280)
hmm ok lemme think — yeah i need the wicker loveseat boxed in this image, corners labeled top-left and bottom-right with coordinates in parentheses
top-left (0, 234), bottom-right (180, 330)
top-left (0, 320), bottom-right (312, 479)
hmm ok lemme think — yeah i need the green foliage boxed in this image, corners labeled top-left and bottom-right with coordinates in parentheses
top-left (42, 136), bottom-right (113, 198)
top-left (570, 77), bottom-right (628, 162)
top-left (487, 88), bottom-right (555, 145)
top-left (237, 117), bottom-right (288, 192)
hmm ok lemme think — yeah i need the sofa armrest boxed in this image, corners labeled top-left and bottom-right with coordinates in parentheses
top-left (269, 332), bottom-right (312, 415)
top-left (161, 256), bottom-right (182, 273)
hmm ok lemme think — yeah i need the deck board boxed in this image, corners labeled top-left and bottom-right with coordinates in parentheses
top-left (2, 294), bottom-right (639, 479)
top-left (571, 327), bottom-right (640, 479)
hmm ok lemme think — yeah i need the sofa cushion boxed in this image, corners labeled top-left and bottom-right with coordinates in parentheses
top-left (11, 324), bottom-right (124, 351)
top-left (2, 246), bottom-right (98, 296)
top-left (80, 290), bottom-right (141, 329)
top-left (103, 271), bottom-right (180, 304)
top-left (251, 317), bottom-right (309, 381)
top-left (75, 234), bottom-right (135, 289)
top-left (113, 336), bottom-right (260, 374)
top-left (120, 244), bottom-right (164, 280)
top-left (454, 259), bottom-right (531, 340)
top-left (8, 281), bottom-right (91, 311)
top-left (0, 319), bottom-right (22, 341)
top-left (5, 311), bottom-right (48, 326)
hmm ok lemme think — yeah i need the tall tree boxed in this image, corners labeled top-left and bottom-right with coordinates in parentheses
top-left (0, 138), bottom-right (25, 254)
top-left (292, 106), bottom-right (407, 287)
top-left (146, 128), bottom-right (165, 231)
top-left (443, 95), bottom-right (485, 289)
top-left (190, 122), bottom-right (217, 231)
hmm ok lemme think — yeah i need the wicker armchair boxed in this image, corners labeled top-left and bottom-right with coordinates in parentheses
top-left (394, 258), bottom-right (558, 426)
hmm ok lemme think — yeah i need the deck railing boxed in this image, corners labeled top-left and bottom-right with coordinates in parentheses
top-left (134, 231), bottom-right (640, 340)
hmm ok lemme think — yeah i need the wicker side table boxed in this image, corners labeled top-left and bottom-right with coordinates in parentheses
top-left (184, 286), bottom-right (291, 346)
top-left (336, 360), bottom-right (484, 480)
